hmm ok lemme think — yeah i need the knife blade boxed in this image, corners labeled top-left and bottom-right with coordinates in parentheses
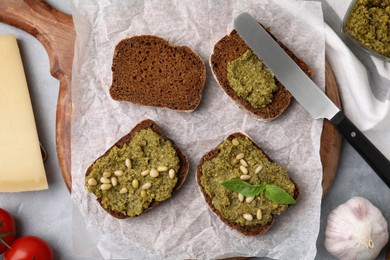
top-left (234, 12), bottom-right (390, 188)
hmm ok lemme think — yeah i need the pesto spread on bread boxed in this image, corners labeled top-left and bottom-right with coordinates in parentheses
top-left (86, 128), bottom-right (179, 217)
top-left (227, 50), bottom-right (278, 108)
top-left (200, 136), bottom-right (295, 226)
top-left (344, 0), bottom-right (390, 58)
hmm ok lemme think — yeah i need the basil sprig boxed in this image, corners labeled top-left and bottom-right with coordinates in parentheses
top-left (222, 179), bottom-right (296, 205)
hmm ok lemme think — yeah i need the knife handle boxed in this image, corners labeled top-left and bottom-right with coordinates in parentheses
top-left (331, 111), bottom-right (390, 188)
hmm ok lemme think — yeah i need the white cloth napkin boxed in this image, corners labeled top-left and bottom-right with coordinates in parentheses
top-left (325, 0), bottom-right (390, 159)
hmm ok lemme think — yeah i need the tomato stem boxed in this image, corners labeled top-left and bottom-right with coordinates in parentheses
top-left (0, 221), bottom-right (15, 250)
top-left (0, 237), bottom-right (12, 250)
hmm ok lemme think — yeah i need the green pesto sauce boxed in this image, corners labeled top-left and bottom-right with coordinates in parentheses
top-left (200, 136), bottom-right (295, 227)
top-left (86, 128), bottom-right (179, 217)
top-left (227, 50), bottom-right (278, 108)
top-left (345, 0), bottom-right (390, 58)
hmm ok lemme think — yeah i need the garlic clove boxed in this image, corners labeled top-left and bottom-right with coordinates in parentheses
top-left (324, 196), bottom-right (389, 260)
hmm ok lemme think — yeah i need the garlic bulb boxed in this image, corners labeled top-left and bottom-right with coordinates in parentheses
top-left (325, 196), bottom-right (388, 260)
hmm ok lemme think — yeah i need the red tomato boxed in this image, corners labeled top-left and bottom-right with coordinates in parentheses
top-left (0, 208), bottom-right (16, 254)
top-left (4, 236), bottom-right (54, 260)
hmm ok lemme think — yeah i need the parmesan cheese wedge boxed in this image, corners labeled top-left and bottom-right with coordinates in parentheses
top-left (0, 35), bottom-right (48, 192)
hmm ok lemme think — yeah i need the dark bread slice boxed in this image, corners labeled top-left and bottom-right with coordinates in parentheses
top-left (85, 119), bottom-right (189, 219)
top-left (196, 132), bottom-right (299, 236)
top-left (210, 26), bottom-right (312, 121)
top-left (110, 35), bottom-right (206, 111)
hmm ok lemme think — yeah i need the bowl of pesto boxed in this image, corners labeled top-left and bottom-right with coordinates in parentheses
top-left (342, 0), bottom-right (390, 62)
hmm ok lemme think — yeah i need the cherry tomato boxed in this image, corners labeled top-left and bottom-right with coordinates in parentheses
top-left (0, 208), bottom-right (16, 254)
top-left (4, 236), bottom-right (54, 260)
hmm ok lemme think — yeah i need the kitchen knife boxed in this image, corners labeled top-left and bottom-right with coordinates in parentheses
top-left (234, 12), bottom-right (390, 188)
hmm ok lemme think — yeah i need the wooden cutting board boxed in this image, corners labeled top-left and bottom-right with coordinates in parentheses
top-left (0, 0), bottom-right (342, 196)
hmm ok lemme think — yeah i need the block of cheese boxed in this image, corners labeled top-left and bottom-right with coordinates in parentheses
top-left (0, 35), bottom-right (48, 192)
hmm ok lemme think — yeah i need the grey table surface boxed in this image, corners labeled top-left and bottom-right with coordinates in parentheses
top-left (0, 0), bottom-right (389, 259)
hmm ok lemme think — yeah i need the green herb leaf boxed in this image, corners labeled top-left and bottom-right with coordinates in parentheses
top-left (265, 184), bottom-right (296, 205)
top-left (221, 179), bottom-right (264, 197)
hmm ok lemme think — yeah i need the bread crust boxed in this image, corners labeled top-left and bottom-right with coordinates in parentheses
top-left (210, 27), bottom-right (312, 121)
top-left (196, 132), bottom-right (299, 236)
top-left (85, 119), bottom-right (189, 219)
top-left (110, 35), bottom-right (206, 111)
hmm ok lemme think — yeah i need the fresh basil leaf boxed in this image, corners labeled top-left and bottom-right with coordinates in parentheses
top-left (221, 179), bottom-right (264, 197)
top-left (265, 184), bottom-right (296, 204)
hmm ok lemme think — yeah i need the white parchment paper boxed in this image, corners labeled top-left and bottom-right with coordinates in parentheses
top-left (70, 0), bottom-right (325, 259)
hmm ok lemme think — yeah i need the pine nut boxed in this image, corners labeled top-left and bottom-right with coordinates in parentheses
top-left (103, 171), bottom-right (111, 178)
top-left (119, 187), bottom-right (128, 194)
top-left (256, 209), bottom-right (262, 220)
top-left (238, 193), bottom-right (244, 202)
top-left (246, 196), bottom-right (255, 203)
top-left (125, 158), bottom-right (131, 169)
top-left (169, 169), bottom-right (175, 179)
top-left (240, 159), bottom-right (248, 167)
top-left (142, 182), bottom-right (151, 190)
top-left (87, 178), bottom-right (97, 186)
top-left (240, 165), bottom-right (248, 174)
top-left (232, 139), bottom-right (239, 146)
top-left (114, 170), bottom-right (123, 176)
top-left (236, 153), bottom-right (245, 160)
top-left (100, 183), bottom-right (112, 191)
top-left (132, 179), bottom-right (139, 189)
top-left (255, 165), bottom-right (263, 174)
top-left (150, 169), bottom-right (159, 178)
top-left (140, 190), bottom-right (146, 197)
top-left (111, 177), bottom-right (118, 187)
top-left (157, 166), bottom-right (168, 172)
top-left (141, 169), bottom-right (150, 176)
top-left (100, 177), bottom-right (111, 184)
top-left (243, 213), bottom-right (253, 221)
top-left (240, 175), bottom-right (251, 181)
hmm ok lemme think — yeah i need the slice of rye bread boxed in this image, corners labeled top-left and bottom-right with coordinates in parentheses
top-left (210, 26), bottom-right (312, 121)
top-left (110, 35), bottom-right (206, 112)
top-left (85, 119), bottom-right (189, 219)
top-left (196, 132), bottom-right (299, 236)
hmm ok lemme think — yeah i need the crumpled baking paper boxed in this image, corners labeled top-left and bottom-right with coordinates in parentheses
top-left (70, 0), bottom-right (325, 259)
